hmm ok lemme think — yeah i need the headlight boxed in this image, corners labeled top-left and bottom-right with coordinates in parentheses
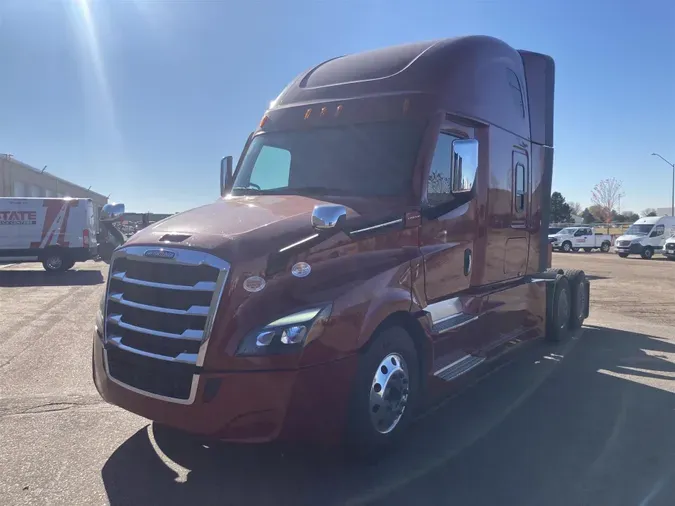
top-left (236, 305), bottom-right (332, 356)
top-left (631, 239), bottom-right (642, 244)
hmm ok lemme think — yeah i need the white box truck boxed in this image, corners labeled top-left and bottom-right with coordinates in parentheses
top-left (0, 197), bottom-right (98, 271)
top-left (614, 216), bottom-right (675, 259)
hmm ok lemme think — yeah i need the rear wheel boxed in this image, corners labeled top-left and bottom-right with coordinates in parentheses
top-left (61, 259), bottom-right (75, 271)
top-left (641, 247), bottom-right (654, 260)
top-left (42, 251), bottom-right (68, 273)
top-left (546, 275), bottom-right (571, 343)
top-left (600, 242), bottom-right (611, 253)
top-left (346, 326), bottom-right (419, 456)
top-left (563, 270), bottom-right (587, 329)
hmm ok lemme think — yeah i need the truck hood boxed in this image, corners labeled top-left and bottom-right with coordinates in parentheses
top-left (616, 234), bottom-right (644, 242)
top-left (123, 195), bottom-right (401, 261)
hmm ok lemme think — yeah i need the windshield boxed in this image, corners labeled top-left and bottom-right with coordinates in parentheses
top-left (625, 224), bottom-right (653, 236)
top-left (232, 121), bottom-right (424, 197)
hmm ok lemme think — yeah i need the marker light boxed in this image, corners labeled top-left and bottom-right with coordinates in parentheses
top-left (304, 108), bottom-right (312, 120)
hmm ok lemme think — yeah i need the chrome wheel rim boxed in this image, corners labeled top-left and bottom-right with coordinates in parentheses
top-left (563, 243), bottom-right (571, 252)
top-left (46, 256), bottom-right (62, 270)
top-left (369, 353), bottom-right (409, 434)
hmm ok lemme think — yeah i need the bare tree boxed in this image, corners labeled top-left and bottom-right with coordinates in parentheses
top-left (568, 201), bottom-right (582, 216)
top-left (591, 178), bottom-right (623, 232)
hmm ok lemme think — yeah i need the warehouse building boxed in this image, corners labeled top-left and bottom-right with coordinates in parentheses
top-left (0, 154), bottom-right (108, 214)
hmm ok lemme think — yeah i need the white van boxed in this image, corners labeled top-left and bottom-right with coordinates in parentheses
top-left (615, 216), bottom-right (675, 259)
top-left (0, 197), bottom-right (98, 271)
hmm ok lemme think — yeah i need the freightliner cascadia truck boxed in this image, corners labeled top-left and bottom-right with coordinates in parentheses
top-left (93, 35), bottom-right (589, 451)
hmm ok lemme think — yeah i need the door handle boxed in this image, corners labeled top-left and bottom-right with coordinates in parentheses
top-left (464, 248), bottom-right (472, 276)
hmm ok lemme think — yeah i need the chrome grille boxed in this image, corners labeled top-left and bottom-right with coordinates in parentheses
top-left (103, 246), bottom-right (230, 403)
top-left (618, 241), bottom-right (631, 247)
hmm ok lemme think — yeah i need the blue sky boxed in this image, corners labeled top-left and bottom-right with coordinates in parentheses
top-left (1, 0), bottom-right (673, 214)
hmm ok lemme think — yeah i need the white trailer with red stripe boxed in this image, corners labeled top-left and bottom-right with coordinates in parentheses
top-left (0, 197), bottom-right (98, 271)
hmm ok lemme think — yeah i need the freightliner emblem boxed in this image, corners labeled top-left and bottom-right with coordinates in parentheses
top-left (144, 249), bottom-right (176, 259)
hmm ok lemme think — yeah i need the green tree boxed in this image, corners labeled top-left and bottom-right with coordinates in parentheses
top-left (581, 208), bottom-right (595, 224)
top-left (550, 192), bottom-right (572, 223)
top-left (642, 208), bottom-right (657, 217)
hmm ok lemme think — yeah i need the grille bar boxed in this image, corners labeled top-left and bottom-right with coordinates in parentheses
top-left (103, 246), bottom-right (230, 404)
top-left (107, 314), bottom-right (204, 341)
top-left (111, 271), bottom-right (217, 291)
top-left (108, 336), bottom-right (198, 364)
top-left (109, 292), bottom-right (209, 316)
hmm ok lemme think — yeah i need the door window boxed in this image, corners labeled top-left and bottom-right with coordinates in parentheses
top-left (650, 224), bottom-right (665, 237)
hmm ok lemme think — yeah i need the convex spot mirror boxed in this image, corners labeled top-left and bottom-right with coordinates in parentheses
top-left (100, 203), bottom-right (125, 222)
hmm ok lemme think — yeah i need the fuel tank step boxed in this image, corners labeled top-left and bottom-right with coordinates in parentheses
top-left (433, 354), bottom-right (486, 382)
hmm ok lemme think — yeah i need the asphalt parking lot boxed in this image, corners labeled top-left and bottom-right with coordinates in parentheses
top-left (1, 252), bottom-right (674, 506)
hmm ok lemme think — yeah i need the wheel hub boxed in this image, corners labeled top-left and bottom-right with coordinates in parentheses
top-left (369, 353), bottom-right (409, 434)
top-left (46, 256), bottom-right (62, 270)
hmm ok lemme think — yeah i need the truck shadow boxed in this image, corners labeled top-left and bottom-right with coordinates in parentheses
top-left (101, 325), bottom-right (675, 506)
top-left (0, 269), bottom-right (104, 287)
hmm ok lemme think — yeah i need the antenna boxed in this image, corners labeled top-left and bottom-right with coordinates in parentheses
top-left (41, 165), bottom-right (47, 173)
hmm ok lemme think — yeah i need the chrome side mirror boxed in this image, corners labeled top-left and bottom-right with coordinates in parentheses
top-left (311, 204), bottom-right (347, 230)
top-left (220, 156), bottom-right (234, 196)
top-left (451, 139), bottom-right (478, 192)
top-left (100, 203), bottom-right (125, 222)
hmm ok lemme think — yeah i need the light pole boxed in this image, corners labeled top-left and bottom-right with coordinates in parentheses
top-left (651, 153), bottom-right (675, 217)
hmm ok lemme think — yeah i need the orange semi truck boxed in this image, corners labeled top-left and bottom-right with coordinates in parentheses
top-left (93, 36), bottom-right (589, 451)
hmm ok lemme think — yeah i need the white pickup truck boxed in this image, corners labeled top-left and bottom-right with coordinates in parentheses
top-left (548, 226), bottom-right (612, 253)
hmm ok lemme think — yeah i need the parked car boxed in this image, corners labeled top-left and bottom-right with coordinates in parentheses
top-left (614, 216), bottom-right (675, 259)
top-left (548, 226), bottom-right (611, 253)
top-left (664, 235), bottom-right (675, 261)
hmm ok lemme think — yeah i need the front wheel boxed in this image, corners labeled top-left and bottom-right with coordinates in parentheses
top-left (346, 326), bottom-right (419, 455)
top-left (562, 241), bottom-right (573, 253)
top-left (641, 247), bottom-right (654, 260)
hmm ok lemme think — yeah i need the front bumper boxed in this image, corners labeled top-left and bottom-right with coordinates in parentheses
top-left (92, 330), bottom-right (358, 444)
top-left (664, 246), bottom-right (675, 258)
top-left (615, 243), bottom-right (644, 255)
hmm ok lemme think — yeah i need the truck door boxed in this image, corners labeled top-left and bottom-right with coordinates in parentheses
top-left (420, 127), bottom-right (483, 361)
top-left (573, 227), bottom-right (591, 248)
top-left (503, 149), bottom-right (530, 276)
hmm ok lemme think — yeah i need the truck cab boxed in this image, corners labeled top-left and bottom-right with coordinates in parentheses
top-left (92, 36), bottom-right (587, 450)
top-left (615, 216), bottom-right (675, 259)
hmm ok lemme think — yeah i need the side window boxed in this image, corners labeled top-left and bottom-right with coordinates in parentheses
top-left (652, 224), bottom-right (665, 237)
top-left (249, 146), bottom-right (291, 190)
top-left (514, 163), bottom-right (526, 213)
top-left (506, 69), bottom-right (525, 118)
top-left (426, 133), bottom-right (456, 206)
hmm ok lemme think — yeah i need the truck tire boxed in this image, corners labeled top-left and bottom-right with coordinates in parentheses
top-left (618, 253), bottom-right (629, 258)
top-left (562, 269), bottom-right (587, 329)
top-left (600, 242), bottom-right (610, 253)
top-left (61, 259), bottom-right (76, 271)
top-left (346, 326), bottom-right (419, 456)
top-left (641, 247), bottom-right (654, 260)
top-left (42, 250), bottom-right (68, 273)
top-left (546, 275), bottom-right (571, 343)
top-left (562, 241), bottom-right (572, 253)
